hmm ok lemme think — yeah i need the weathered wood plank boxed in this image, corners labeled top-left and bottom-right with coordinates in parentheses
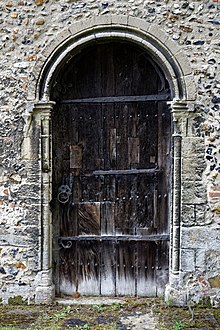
top-left (89, 168), bottom-right (159, 176)
top-left (60, 235), bottom-right (170, 241)
top-left (70, 145), bottom-right (82, 169)
top-left (137, 242), bottom-right (157, 296)
top-left (128, 137), bottom-right (140, 165)
top-left (116, 241), bottom-right (136, 296)
top-left (100, 241), bottom-right (116, 295)
top-left (77, 202), bottom-right (100, 236)
top-left (59, 95), bottom-right (170, 104)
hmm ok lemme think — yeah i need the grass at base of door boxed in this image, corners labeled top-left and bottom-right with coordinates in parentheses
top-left (0, 297), bottom-right (219, 330)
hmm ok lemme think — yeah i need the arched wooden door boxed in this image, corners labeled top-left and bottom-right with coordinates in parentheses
top-left (51, 42), bottom-right (172, 297)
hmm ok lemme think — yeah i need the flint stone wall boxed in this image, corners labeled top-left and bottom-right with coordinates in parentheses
top-left (0, 0), bottom-right (219, 305)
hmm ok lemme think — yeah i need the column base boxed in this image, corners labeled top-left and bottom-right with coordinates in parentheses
top-left (35, 284), bottom-right (55, 304)
top-left (165, 284), bottom-right (187, 306)
top-left (165, 272), bottom-right (187, 306)
top-left (34, 269), bottom-right (55, 304)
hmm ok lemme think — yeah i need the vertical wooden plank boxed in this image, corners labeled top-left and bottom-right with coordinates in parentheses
top-left (83, 105), bottom-right (100, 172)
top-left (137, 242), bottom-right (157, 296)
top-left (70, 145), bottom-right (82, 170)
top-left (100, 241), bottom-right (116, 296)
top-left (153, 188), bottom-right (158, 230)
top-left (129, 174), bottom-right (138, 234)
top-left (128, 137), bottom-right (140, 166)
top-left (77, 241), bottom-right (100, 295)
top-left (115, 104), bottom-right (129, 170)
top-left (101, 202), bottom-right (115, 235)
top-left (101, 44), bottom-right (115, 97)
top-left (78, 202), bottom-right (100, 236)
top-left (59, 241), bottom-right (78, 296)
top-left (115, 175), bottom-right (130, 235)
top-left (116, 241), bottom-right (136, 296)
top-left (156, 241), bottom-right (169, 296)
top-left (102, 104), bottom-right (115, 170)
top-left (110, 128), bottom-right (117, 165)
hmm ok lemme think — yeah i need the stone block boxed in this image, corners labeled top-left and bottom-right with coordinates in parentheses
top-left (165, 284), bottom-right (187, 306)
top-left (174, 51), bottom-right (192, 76)
top-left (181, 180), bottom-right (207, 204)
top-left (182, 137), bottom-right (205, 158)
top-left (92, 15), bottom-right (112, 27)
top-left (184, 75), bottom-right (197, 101)
top-left (0, 234), bottom-right (32, 247)
top-left (195, 204), bottom-right (212, 226)
top-left (182, 204), bottom-right (195, 226)
top-left (68, 18), bottom-right (95, 36)
top-left (35, 284), bottom-right (55, 304)
top-left (148, 24), bottom-right (168, 44)
top-left (182, 160), bottom-right (205, 181)
top-left (181, 227), bottom-right (220, 249)
top-left (205, 250), bottom-right (220, 273)
top-left (111, 14), bottom-right (128, 26)
top-left (163, 38), bottom-right (181, 56)
top-left (128, 16), bottom-right (150, 33)
top-left (128, 16), bottom-right (149, 31)
top-left (195, 249), bottom-right (206, 271)
top-left (181, 249), bottom-right (195, 272)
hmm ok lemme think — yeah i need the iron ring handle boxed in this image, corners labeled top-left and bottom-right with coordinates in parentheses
top-left (57, 191), bottom-right (70, 204)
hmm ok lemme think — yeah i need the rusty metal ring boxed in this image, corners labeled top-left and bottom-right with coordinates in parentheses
top-left (57, 191), bottom-right (70, 204)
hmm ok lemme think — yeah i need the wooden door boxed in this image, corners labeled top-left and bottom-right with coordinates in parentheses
top-left (51, 42), bottom-right (171, 297)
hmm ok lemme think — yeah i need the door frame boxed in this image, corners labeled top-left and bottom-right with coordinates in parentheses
top-left (28, 16), bottom-right (195, 304)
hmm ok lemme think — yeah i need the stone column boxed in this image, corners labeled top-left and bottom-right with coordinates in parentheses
top-left (33, 101), bottom-right (56, 304)
top-left (165, 100), bottom-right (188, 305)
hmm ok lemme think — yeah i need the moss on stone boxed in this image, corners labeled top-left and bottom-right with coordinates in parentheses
top-left (8, 296), bottom-right (28, 305)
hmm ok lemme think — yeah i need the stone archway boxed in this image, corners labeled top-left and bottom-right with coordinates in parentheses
top-left (26, 16), bottom-right (195, 304)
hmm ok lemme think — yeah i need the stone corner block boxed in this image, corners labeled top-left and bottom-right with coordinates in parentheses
top-left (165, 284), bottom-right (187, 306)
top-left (181, 249), bottom-right (195, 272)
top-left (35, 284), bottom-right (55, 304)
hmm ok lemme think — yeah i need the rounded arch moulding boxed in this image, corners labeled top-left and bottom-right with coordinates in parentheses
top-left (30, 15), bottom-right (196, 102)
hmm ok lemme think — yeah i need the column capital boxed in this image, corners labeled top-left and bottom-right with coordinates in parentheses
top-left (169, 99), bottom-right (188, 110)
top-left (32, 101), bottom-right (56, 117)
top-left (168, 100), bottom-right (188, 123)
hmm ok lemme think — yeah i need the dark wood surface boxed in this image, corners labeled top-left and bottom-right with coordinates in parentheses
top-left (51, 42), bottom-right (171, 297)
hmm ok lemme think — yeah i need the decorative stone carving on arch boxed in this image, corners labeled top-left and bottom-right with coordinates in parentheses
top-left (28, 15), bottom-right (196, 304)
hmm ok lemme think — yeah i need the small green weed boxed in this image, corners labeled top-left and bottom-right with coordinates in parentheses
top-left (110, 302), bottom-right (123, 311)
top-left (54, 305), bottom-right (71, 321)
top-left (172, 320), bottom-right (184, 330)
top-left (92, 304), bottom-right (106, 312)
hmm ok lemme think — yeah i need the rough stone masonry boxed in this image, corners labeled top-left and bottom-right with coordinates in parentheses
top-left (0, 0), bottom-right (219, 305)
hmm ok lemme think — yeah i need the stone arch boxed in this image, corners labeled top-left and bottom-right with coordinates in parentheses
top-left (30, 15), bottom-right (195, 303)
top-left (28, 15), bottom-right (196, 102)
